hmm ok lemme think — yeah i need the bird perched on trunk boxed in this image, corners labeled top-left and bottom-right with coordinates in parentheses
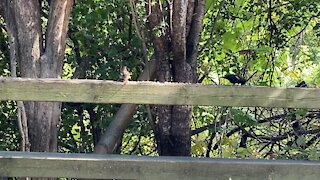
top-left (223, 74), bottom-right (247, 85)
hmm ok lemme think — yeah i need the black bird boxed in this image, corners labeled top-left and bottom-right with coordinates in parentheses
top-left (295, 81), bottom-right (307, 88)
top-left (223, 74), bottom-right (247, 85)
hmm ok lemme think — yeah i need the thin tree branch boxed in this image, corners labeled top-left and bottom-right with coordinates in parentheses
top-left (205, 131), bottom-right (216, 157)
top-left (129, 0), bottom-right (149, 79)
top-left (43, 0), bottom-right (74, 77)
top-left (5, 1), bottom-right (30, 152)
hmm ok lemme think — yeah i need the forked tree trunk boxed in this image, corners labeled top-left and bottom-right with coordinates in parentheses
top-left (2, 0), bottom-right (73, 154)
top-left (94, 0), bottom-right (205, 156)
top-left (147, 0), bottom-right (205, 156)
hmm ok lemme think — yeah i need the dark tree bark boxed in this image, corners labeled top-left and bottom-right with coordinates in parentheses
top-left (2, 0), bottom-right (73, 153)
top-left (147, 0), bottom-right (205, 156)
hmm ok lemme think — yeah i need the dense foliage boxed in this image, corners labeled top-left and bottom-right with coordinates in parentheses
top-left (1, 0), bottom-right (320, 159)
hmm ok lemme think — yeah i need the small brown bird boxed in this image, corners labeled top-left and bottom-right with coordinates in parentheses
top-left (121, 66), bottom-right (131, 84)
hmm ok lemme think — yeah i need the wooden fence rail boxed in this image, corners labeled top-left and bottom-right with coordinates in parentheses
top-left (1, 78), bottom-right (320, 179)
top-left (0, 77), bottom-right (319, 108)
top-left (0, 151), bottom-right (319, 180)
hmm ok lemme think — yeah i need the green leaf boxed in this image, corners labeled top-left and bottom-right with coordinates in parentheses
top-left (296, 136), bottom-right (306, 148)
top-left (222, 31), bottom-right (240, 52)
top-left (231, 109), bottom-right (257, 126)
top-left (236, 147), bottom-right (250, 156)
top-left (255, 46), bottom-right (273, 54)
top-left (205, 0), bottom-right (215, 11)
top-left (295, 109), bottom-right (308, 117)
top-left (235, 0), bottom-right (247, 12)
top-left (71, 124), bottom-right (81, 142)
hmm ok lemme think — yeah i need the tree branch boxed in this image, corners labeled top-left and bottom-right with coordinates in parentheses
top-left (185, 0), bottom-right (195, 36)
top-left (186, 0), bottom-right (205, 82)
top-left (43, 0), bottom-right (74, 78)
top-left (172, 0), bottom-right (188, 64)
top-left (4, 0), bottom-right (31, 152)
top-left (0, 1), bottom-right (5, 18)
top-left (147, 0), bottom-right (170, 82)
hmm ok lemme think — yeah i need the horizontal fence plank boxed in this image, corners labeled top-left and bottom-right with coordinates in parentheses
top-left (0, 77), bottom-right (320, 108)
top-left (0, 151), bottom-right (319, 180)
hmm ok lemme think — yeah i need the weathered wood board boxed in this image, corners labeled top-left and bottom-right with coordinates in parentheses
top-left (0, 78), bottom-right (319, 108)
top-left (0, 151), bottom-right (319, 180)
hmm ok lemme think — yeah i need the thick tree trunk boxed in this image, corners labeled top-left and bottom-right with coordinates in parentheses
top-left (3, 0), bottom-right (73, 154)
top-left (25, 102), bottom-right (61, 152)
top-left (146, 0), bottom-right (205, 156)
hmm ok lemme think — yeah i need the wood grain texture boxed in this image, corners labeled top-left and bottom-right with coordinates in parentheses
top-left (0, 78), bottom-right (319, 108)
top-left (0, 151), bottom-right (319, 179)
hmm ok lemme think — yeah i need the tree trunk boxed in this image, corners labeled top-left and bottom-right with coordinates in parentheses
top-left (147, 0), bottom-right (205, 156)
top-left (3, 0), bottom-right (73, 155)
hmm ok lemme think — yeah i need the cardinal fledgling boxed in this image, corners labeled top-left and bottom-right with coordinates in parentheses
top-left (120, 66), bottom-right (131, 84)
top-left (223, 74), bottom-right (247, 85)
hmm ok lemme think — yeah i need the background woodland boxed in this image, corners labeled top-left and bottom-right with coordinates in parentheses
top-left (0, 0), bottom-right (320, 160)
